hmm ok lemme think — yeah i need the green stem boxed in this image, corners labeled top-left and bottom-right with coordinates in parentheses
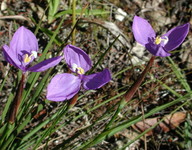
top-left (72, 0), bottom-right (76, 45)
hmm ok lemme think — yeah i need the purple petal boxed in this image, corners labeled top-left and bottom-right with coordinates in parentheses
top-left (2, 45), bottom-right (25, 71)
top-left (28, 56), bottom-right (62, 72)
top-left (64, 45), bottom-right (92, 73)
top-left (10, 26), bottom-right (38, 61)
top-left (145, 43), bottom-right (171, 57)
top-left (163, 23), bottom-right (190, 51)
top-left (82, 68), bottom-right (111, 90)
top-left (132, 16), bottom-right (156, 46)
top-left (46, 73), bottom-right (81, 101)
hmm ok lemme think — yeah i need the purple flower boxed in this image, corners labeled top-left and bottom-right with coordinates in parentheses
top-left (132, 16), bottom-right (190, 57)
top-left (47, 45), bottom-right (111, 101)
top-left (2, 26), bottom-right (62, 72)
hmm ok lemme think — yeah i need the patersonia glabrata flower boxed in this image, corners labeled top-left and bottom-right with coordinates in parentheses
top-left (47, 45), bottom-right (111, 101)
top-left (2, 26), bottom-right (62, 72)
top-left (132, 16), bottom-right (190, 57)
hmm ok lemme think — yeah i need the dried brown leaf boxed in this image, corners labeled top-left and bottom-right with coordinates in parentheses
top-left (132, 112), bottom-right (186, 136)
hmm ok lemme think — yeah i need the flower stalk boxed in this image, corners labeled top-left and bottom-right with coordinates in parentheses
top-left (124, 55), bottom-right (155, 102)
top-left (105, 55), bottom-right (155, 130)
top-left (9, 73), bottom-right (25, 124)
top-left (68, 94), bottom-right (78, 109)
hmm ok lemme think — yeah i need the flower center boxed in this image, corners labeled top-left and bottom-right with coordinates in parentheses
top-left (155, 36), bottom-right (169, 45)
top-left (72, 63), bottom-right (85, 75)
top-left (24, 51), bottom-right (37, 63)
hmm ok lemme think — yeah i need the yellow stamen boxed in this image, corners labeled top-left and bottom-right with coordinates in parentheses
top-left (155, 36), bottom-right (161, 45)
top-left (77, 67), bottom-right (85, 75)
top-left (155, 36), bottom-right (169, 45)
top-left (24, 54), bottom-right (31, 63)
top-left (24, 51), bottom-right (37, 63)
top-left (72, 63), bottom-right (85, 75)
